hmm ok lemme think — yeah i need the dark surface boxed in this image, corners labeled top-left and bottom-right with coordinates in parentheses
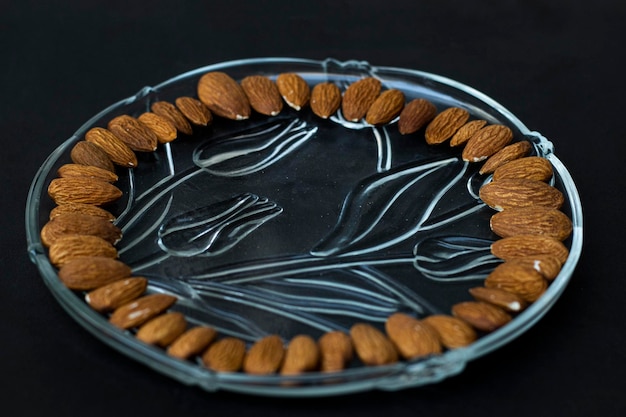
top-left (3, 0), bottom-right (625, 415)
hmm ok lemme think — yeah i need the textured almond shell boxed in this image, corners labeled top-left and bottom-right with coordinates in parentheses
top-left (365, 89), bottom-right (405, 125)
top-left (175, 96), bottom-right (213, 126)
top-left (70, 141), bottom-right (115, 172)
top-left (275, 73), bottom-right (310, 110)
top-left (58, 256), bottom-right (132, 291)
top-left (385, 313), bottom-right (442, 360)
top-left (48, 234), bottom-right (118, 267)
top-left (350, 323), bottom-right (398, 366)
top-left (107, 115), bottom-right (158, 152)
top-left (479, 140), bottom-right (532, 174)
top-left (40, 212), bottom-right (122, 247)
top-left (468, 286), bottom-right (528, 313)
top-left (462, 124), bottom-right (513, 162)
top-left (136, 312), bottom-right (187, 347)
top-left (49, 203), bottom-right (116, 222)
top-left (398, 98), bottom-right (437, 135)
top-left (151, 101), bottom-right (194, 135)
top-left (48, 177), bottom-right (123, 206)
top-left (85, 127), bottom-right (138, 167)
top-left (341, 77), bottom-right (381, 121)
top-left (202, 337), bottom-right (246, 372)
top-left (452, 301), bottom-right (512, 332)
top-left (491, 235), bottom-right (569, 264)
top-left (167, 326), bottom-right (217, 360)
top-left (197, 72), bottom-right (251, 120)
top-left (484, 262), bottom-right (548, 302)
top-left (422, 315), bottom-right (477, 349)
top-left (479, 178), bottom-right (564, 211)
top-left (241, 75), bottom-right (284, 116)
top-left (85, 277), bottom-right (148, 312)
top-left (109, 293), bottom-right (177, 329)
top-left (310, 82), bottom-right (341, 119)
top-left (493, 156), bottom-right (554, 182)
top-left (450, 119), bottom-right (487, 147)
top-left (138, 112), bottom-right (178, 143)
top-left (280, 335), bottom-right (320, 375)
top-left (425, 107), bottom-right (470, 144)
top-left (490, 206), bottom-right (573, 241)
top-left (243, 334), bottom-right (285, 375)
top-left (57, 163), bottom-right (118, 183)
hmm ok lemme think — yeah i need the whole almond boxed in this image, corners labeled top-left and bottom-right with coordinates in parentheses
top-left (48, 234), bottom-right (117, 267)
top-left (280, 334), bottom-right (320, 375)
top-left (276, 73), bottom-right (310, 110)
top-left (365, 89), bottom-right (405, 125)
top-left (468, 286), bottom-right (528, 313)
top-left (202, 337), bottom-right (246, 372)
top-left (240, 75), bottom-right (283, 116)
top-left (452, 301), bottom-right (512, 332)
top-left (479, 178), bottom-right (564, 211)
top-left (491, 234), bottom-right (569, 264)
top-left (398, 98), bottom-right (437, 135)
top-left (197, 72), bottom-right (251, 120)
top-left (485, 262), bottom-right (548, 302)
top-left (85, 277), bottom-right (148, 312)
top-left (136, 312), bottom-right (187, 347)
top-left (175, 96), bottom-right (213, 126)
top-left (310, 82), bottom-right (342, 119)
top-left (57, 163), bottom-right (118, 183)
top-left (350, 323), bottom-right (398, 366)
top-left (493, 156), bottom-right (553, 182)
top-left (70, 141), bottom-right (114, 172)
top-left (425, 107), bottom-right (470, 145)
top-left (151, 101), bottom-right (193, 135)
top-left (318, 331), bottom-right (353, 372)
top-left (40, 212), bottom-right (122, 247)
top-left (107, 115), bottom-right (158, 152)
top-left (50, 203), bottom-right (116, 222)
top-left (48, 177), bottom-right (123, 206)
top-left (167, 326), bottom-right (217, 360)
top-left (138, 112), bottom-right (178, 143)
top-left (341, 77), bottom-right (381, 122)
top-left (109, 293), bottom-right (177, 329)
top-left (385, 313), bottom-right (442, 360)
top-left (85, 127), bottom-right (138, 167)
top-left (490, 206), bottom-right (573, 241)
top-left (450, 119), bottom-right (487, 147)
top-left (421, 315), bottom-right (477, 349)
top-left (508, 255), bottom-right (563, 281)
top-left (243, 334), bottom-right (285, 375)
top-left (462, 124), bottom-right (514, 162)
top-left (479, 140), bottom-right (533, 174)
top-left (58, 256), bottom-right (132, 291)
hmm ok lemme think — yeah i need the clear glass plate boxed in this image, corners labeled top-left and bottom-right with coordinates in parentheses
top-left (25, 57), bottom-right (583, 397)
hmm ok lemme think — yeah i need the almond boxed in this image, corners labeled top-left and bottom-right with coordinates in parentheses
top-left (398, 98), bottom-right (437, 135)
top-left (341, 77), bottom-right (381, 121)
top-left (318, 331), bottom-right (353, 372)
top-left (48, 177), bottom-right (123, 206)
top-left (350, 323), bottom-right (398, 366)
top-left (136, 312), bottom-right (187, 347)
top-left (109, 293), bottom-right (177, 329)
top-left (468, 286), bottom-right (528, 313)
top-left (450, 119), bottom-right (487, 147)
top-left (421, 315), bottom-right (477, 349)
top-left (484, 262), bottom-right (548, 302)
top-left (479, 140), bottom-right (533, 174)
top-left (491, 234), bottom-right (569, 264)
top-left (85, 277), bottom-right (148, 312)
top-left (243, 334), bottom-right (285, 375)
top-left (493, 156), bottom-right (553, 182)
top-left (385, 313), bottom-right (442, 360)
top-left (174, 96), bottom-right (213, 126)
top-left (138, 112), bottom-right (178, 143)
top-left (167, 326), bottom-right (217, 360)
top-left (275, 73), bottom-right (310, 110)
top-left (425, 107), bottom-right (470, 145)
top-left (508, 255), bottom-right (563, 281)
top-left (151, 101), bottom-right (194, 135)
top-left (197, 72), bottom-right (251, 120)
top-left (280, 335), bottom-right (320, 375)
top-left (70, 141), bottom-right (115, 172)
top-left (462, 124), bottom-right (514, 162)
top-left (365, 89), bottom-right (405, 125)
top-left (310, 82), bottom-right (342, 119)
top-left (202, 337), bottom-right (246, 372)
top-left (48, 234), bottom-right (117, 267)
top-left (50, 203), bottom-right (116, 222)
top-left (240, 75), bottom-right (283, 116)
top-left (452, 301), bottom-right (512, 332)
top-left (107, 115), bottom-right (158, 152)
top-left (40, 212), bottom-right (122, 247)
top-left (490, 206), bottom-right (573, 241)
top-left (57, 163), bottom-right (118, 183)
top-left (85, 127), bottom-right (138, 167)
top-left (58, 256), bottom-right (132, 291)
top-left (479, 178), bottom-right (564, 211)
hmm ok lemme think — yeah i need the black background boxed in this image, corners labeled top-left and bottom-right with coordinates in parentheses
top-left (3, 1), bottom-right (626, 416)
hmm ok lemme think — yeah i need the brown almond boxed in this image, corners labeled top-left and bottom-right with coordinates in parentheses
top-left (174, 96), bottom-right (213, 126)
top-left (462, 124), bottom-right (514, 162)
top-left (70, 141), bottom-right (115, 172)
top-left (398, 98), bottom-right (437, 135)
top-left (138, 112), bottom-right (178, 143)
top-left (85, 127), bottom-right (138, 167)
top-left (310, 82), bottom-right (342, 119)
top-left (40, 212), bottom-right (122, 247)
top-left (490, 206), bottom-right (573, 241)
top-left (109, 293), bottom-right (177, 329)
top-left (50, 203), bottom-right (116, 222)
top-left (491, 234), bottom-right (569, 264)
top-left (485, 262), bottom-right (548, 302)
top-left (48, 177), bottom-right (123, 206)
top-left (136, 312), bottom-right (187, 347)
top-left (479, 140), bottom-right (533, 175)
top-left (280, 335), bottom-right (320, 375)
top-left (58, 256), bottom-right (132, 291)
top-left (469, 286), bottom-right (528, 313)
top-left (452, 301), bottom-right (512, 332)
top-left (107, 115), bottom-right (158, 152)
top-left (450, 120), bottom-right (488, 147)
top-left (85, 277), bottom-right (148, 312)
top-left (341, 77), bottom-right (381, 121)
top-left (425, 107), bottom-right (470, 145)
top-left (385, 313), bottom-right (442, 360)
top-left (240, 75), bottom-right (283, 116)
top-left (167, 326), bottom-right (217, 360)
top-left (243, 334), bottom-right (285, 375)
top-left (276, 73), bottom-right (310, 110)
top-left (493, 156), bottom-right (554, 182)
top-left (422, 315), bottom-right (477, 349)
top-left (57, 163), bottom-right (118, 183)
top-left (151, 101), bottom-right (194, 135)
top-left (197, 72), bottom-right (251, 120)
top-left (202, 337), bottom-right (246, 372)
top-left (507, 255), bottom-right (563, 281)
top-left (350, 323), bottom-right (398, 366)
top-left (365, 89), bottom-right (405, 125)
top-left (318, 331), bottom-right (353, 372)
top-left (479, 178), bottom-right (564, 211)
top-left (48, 234), bottom-right (117, 267)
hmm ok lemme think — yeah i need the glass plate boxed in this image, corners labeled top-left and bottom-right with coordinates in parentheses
top-left (26, 57), bottom-right (583, 397)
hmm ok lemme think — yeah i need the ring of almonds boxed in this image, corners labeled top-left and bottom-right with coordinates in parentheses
top-left (41, 71), bottom-right (572, 376)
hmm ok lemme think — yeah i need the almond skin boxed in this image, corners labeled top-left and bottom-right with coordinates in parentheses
top-left (175, 96), bottom-right (213, 126)
top-left (85, 127), bottom-right (138, 167)
top-left (452, 301), bottom-right (512, 332)
top-left (48, 177), bottom-right (123, 206)
top-left (151, 101), bottom-right (193, 135)
top-left (70, 141), bottom-right (115, 172)
top-left (50, 203), bottom-right (116, 222)
top-left (107, 115), bottom-right (158, 152)
top-left (479, 178), bottom-right (564, 211)
top-left (58, 256), bottom-right (132, 291)
top-left (167, 326), bottom-right (217, 360)
top-left (138, 112), bottom-right (178, 143)
top-left (109, 293), bottom-right (177, 329)
top-left (491, 234), bottom-right (569, 265)
top-left (398, 98), bottom-right (437, 135)
top-left (365, 89), bottom-right (405, 125)
top-left (318, 331), bottom-right (353, 372)
top-left (490, 206), bottom-right (573, 241)
top-left (85, 277), bottom-right (148, 312)
top-left (422, 315), bottom-right (477, 349)
top-left (469, 286), bottom-right (528, 313)
top-left (48, 234), bottom-right (118, 267)
top-left (450, 120), bottom-right (487, 147)
top-left (276, 73), bottom-right (310, 110)
top-left (385, 313), bottom-right (442, 360)
top-left (484, 262), bottom-right (548, 302)
top-left (57, 163), bottom-right (118, 183)
top-left (40, 212), bottom-right (122, 247)
top-left (479, 140), bottom-right (533, 174)
top-left (462, 124), bottom-right (514, 162)
top-left (350, 323), bottom-right (398, 366)
top-left (425, 107), bottom-right (470, 145)
top-left (508, 255), bottom-right (563, 281)
top-left (493, 156), bottom-right (554, 182)
top-left (197, 72), bottom-right (251, 120)
top-left (280, 334), bottom-right (320, 375)
top-left (341, 77), bottom-right (381, 121)
top-left (243, 334), bottom-right (285, 375)
top-left (136, 312), bottom-right (187, 347)
top-left (240, 75), bottom-right (284, 116)
top-left (310, 82), bottom-right (342, 119)
top-left (202, 337), bottom-right (246, 372)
